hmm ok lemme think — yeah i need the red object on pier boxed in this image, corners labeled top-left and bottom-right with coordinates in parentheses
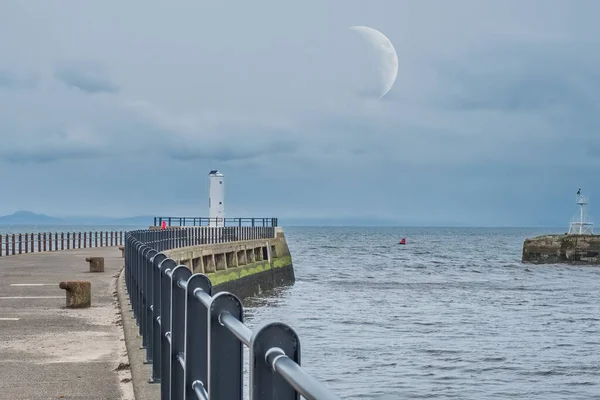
top-left (399, 238), bottom-right (406, 245)
top-left (161, 221), bottom-right (167, 230)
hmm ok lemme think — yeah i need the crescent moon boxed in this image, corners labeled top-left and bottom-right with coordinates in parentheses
top-left (349, 25), bottom-right (398, 99)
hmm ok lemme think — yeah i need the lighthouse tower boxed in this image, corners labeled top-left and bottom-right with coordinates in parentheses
top-left (568, 189), bottom-right (593, 235)
top-left (208, 170), bottom-right (224, 227)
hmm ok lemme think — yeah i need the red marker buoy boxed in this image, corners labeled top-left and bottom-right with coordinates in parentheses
top-left (399, 238), bottom-right (406, 245)
top-left (161, 221), bottom-right (167, 230)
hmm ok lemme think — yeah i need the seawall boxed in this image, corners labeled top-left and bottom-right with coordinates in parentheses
top-left (163, 226), bottom-right (295, 299)
top-left (522, 234), bottom-right (600, 264)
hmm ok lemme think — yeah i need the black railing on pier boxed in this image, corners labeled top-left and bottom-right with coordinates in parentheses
top-left (125, 227), bottom-right (341, 400)
top-left (153, 216), bottom-right (278, 228)
top-left (138, 226), bottom-right (275, 249)
top-left (0, 231), bottom-right (125, 257)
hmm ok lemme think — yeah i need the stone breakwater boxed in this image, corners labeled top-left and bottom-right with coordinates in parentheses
top-left (163, 226), bottom-right (294, 299)
top-left (522, 234), bottom-right (600, 265)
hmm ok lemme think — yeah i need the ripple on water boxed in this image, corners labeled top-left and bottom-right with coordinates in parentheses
top-left (243, 227), bottom-right (600, 399)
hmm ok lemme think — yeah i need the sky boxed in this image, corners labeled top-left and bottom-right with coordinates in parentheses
top-left (1, 0), bottom-right (599, 227)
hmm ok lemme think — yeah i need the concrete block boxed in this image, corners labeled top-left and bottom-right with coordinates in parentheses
top-left (59, 281), bottom-right (91, 308)
top-left (86, 257), bottom-right (105, 272)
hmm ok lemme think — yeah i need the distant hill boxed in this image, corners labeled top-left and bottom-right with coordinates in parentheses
top-left (0, 212), bottom-right (403, 227)
top-left (0, 211), bottom-right (153, 226)
top-left (0, 211), bottom-right (63, 225)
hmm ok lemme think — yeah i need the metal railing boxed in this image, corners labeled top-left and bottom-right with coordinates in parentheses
top-left (125, 227), bottom-right (341, 400)
top-left (131, 226), bottom-right (275, 250)
top-left (0, 231), bottom-right (124, 257)
top-left (153, 217), bottom-right (278, 228)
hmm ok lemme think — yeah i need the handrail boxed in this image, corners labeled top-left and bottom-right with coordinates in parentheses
top-left (153, 216), bottom-right (278, 228)
top-left (129, 225), bottom-right (275, 251)
top-left (124, 227), bottom-right (341, 400)
top-left (0, 231), bottom-right (125, 256)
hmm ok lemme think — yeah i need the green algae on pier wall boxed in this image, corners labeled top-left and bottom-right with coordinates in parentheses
top-left (164, 227), bottom-right (295, 299)
top-left (522, 234), bottom-right (600, 264)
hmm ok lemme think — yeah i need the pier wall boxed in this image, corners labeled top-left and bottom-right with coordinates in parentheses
top-left (522, 234), bottom-right (600, 264)
top-left (164, 227), bottom-right (294, 298)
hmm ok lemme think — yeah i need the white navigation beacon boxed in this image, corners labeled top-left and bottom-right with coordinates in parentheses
top-left (208, 169), bottom-right (224, 227)
top-left (568, 188), bottom-right (593, 235)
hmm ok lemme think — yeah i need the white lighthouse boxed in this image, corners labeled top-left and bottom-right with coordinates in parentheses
top-left (568, 189), bottom-right (593, 235)
top-left (208, 170), bottom-right (225, 227)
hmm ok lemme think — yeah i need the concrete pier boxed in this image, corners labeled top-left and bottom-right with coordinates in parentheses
top-left (164, 226), bottom-right (294, 299)
top-left (522, 234), bottom-right (600, 264)
top-left (0, 247), bottom-right (134, 400)
top-left (0, 222), bottom-right (295, 399)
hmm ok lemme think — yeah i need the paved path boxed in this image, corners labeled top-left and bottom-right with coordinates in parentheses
top-left (0, 248), bottom-right (135, 400)
top-left (117, 269), bottom-right (160, 400)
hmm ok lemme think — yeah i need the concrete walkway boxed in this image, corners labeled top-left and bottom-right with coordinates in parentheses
top-left (0, 248), bottom-right (135, 400)
top-left (116, 269), bottom-right (160, 400)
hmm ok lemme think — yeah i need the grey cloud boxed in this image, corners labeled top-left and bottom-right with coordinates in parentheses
top-left (54, 59), bottom-right (119, 94)
top-left (0, 122), bottom-right (112, 163)
top-left (0, 70), bottom-right (37, 89)
top-left (444, 74), bottom-right (587, 112)
top-left (166, 139), bottom-right (297, 162)
top-left (0, 146), bottom-right (105, 164)
top-left (433, 43), bottom-right (600, 114)
top-left (119, 100), bottom-right (302, 162)
top-left (2, 0), bottom-right (600, 224)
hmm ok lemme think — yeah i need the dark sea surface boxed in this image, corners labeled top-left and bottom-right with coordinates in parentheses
top-left (241, 227), bottom-right (600, 399)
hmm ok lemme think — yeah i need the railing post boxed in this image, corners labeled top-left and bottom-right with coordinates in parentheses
top-left (170, 265), bottom-right (192, 400)
top-left (127, 239), bottom-right (136, 317)
top-left (138, 244), bottom-right (149, 340)
top-left (208, 292), bottom-right (245, 400)
top-left (124, 236), bottom-right (131, 298)
top-left (160, 259), bottom-right (176, 400)
top-left (184, 274), bottom-right (212, 399)
top-left (143, 248), bottom-right (158, 362)
top-left (150, 253), bottom-right (167, 383)
top-left (250, 322), bottom-right (301, 400)
top-left (134, 243), bottom-right (146, 326)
